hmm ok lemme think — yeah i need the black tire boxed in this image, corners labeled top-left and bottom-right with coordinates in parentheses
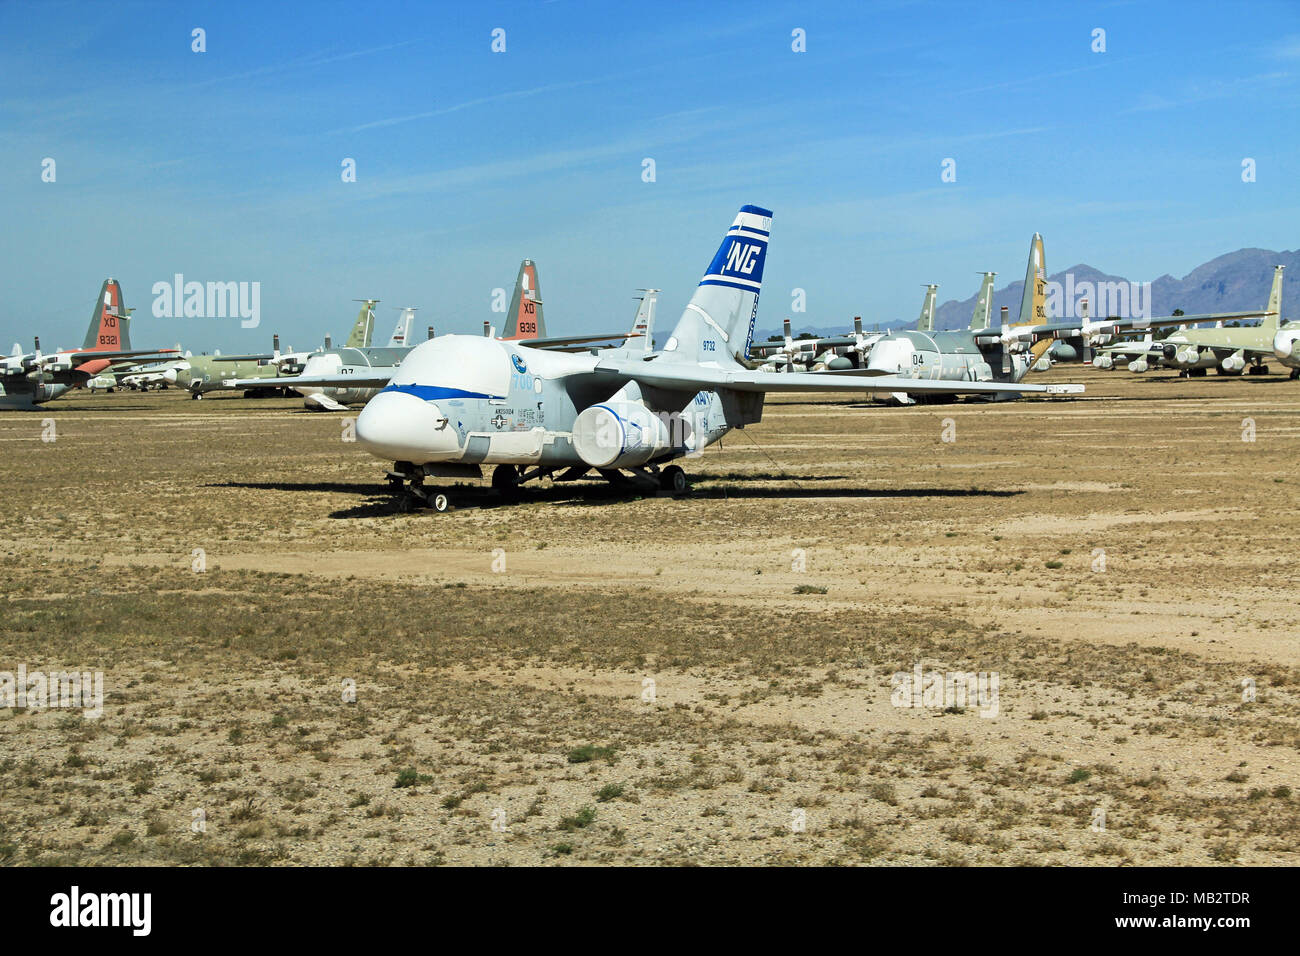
top-left (660, 465), bottom-right (688, 494)
top-left (491, 464), bottom-right (519, 493)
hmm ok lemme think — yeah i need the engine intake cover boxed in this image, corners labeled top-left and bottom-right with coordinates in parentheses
top-left (572, 401), bottom-right (682, 469)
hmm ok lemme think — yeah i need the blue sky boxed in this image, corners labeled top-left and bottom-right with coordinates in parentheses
top-left (2, 0), bottom-right (1297, 351)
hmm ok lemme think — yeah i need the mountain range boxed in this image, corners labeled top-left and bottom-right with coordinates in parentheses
top-left (757, 248), bottom-right (1298, 339)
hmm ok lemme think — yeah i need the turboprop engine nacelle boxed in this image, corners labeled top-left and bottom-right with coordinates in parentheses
top-left (30, 382), bottom-right (68, 403)
top-left (572, 401), bottom-right (685, 469)
top-left (1274, 329), bottom-right (1300, 365)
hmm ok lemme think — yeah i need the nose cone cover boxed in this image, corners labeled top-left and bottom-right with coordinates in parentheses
top-left (356, 391), bottom-right (460, 463)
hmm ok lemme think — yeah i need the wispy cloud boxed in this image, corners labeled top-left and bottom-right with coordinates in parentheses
top-left (332, 76), bottom-right (606, 135)
top-left (1269, 33), bottom-right (1300, 60)
top-left (1121, 70), bottom-right (1292, 114)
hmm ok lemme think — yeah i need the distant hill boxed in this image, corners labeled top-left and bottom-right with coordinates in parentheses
top-left (756, 248), bottom-right (1299, 339)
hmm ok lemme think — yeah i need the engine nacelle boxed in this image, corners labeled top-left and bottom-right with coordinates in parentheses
top-left (572, 401), bottom-right (684, 469)
top-left (1094, 354), bottom-right (1114, 370)
top-left (1219, 352), bottom-right (1246, 373)
top-left (1049, 340), bottom-right (1080, 363)
top-left (30, 382), bottom-right (68, 403)
top-left (1130, 359), bottom-right (1149, 374)
top-left (1174, 346), bottom-right (1199, 367)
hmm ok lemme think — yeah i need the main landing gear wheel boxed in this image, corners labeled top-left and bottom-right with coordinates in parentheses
top-left (659, 465), bottom-right (688, 494)
top-left (491, 464), bottom-right (520, 495)
top-left (1291, 369), bottom-right (1300, 380)
top-left (431, 493), bottom-right (451, 513)
top-left (191, 391), bottom-right (203, 400)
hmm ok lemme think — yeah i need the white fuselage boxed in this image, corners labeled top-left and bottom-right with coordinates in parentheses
top-left (355, 335), bottom-right (727, 468)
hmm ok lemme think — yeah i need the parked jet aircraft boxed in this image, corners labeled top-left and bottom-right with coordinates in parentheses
top-left (1094, 266), bottom-right (1291, 377)
top-left (0, 279), bottom-right (177, 409)
top-left (1092, 329), bottom-right (1161, 372)
top-left (166, 299), bottom-right (380, 397)
top-left (850, 235), bottom-right (1276, 402)
top-left (290, 206), bottom-right (1082, 510)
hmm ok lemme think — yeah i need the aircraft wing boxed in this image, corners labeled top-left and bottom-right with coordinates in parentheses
top-left (59, 348), bottom-right (181, 363)
top-left (750, 342), bottom-right (823, 356)
top-left (94, 353), bottom-right (183, 368)
top-left (222, 368), bottom-right (393, 390)
top-left (1120, 333), bottom-right (1270, 356)
top-left (1096, 343), bottom-right (1158, 357)
top-left (997, 310), bottom-right (1278, 344)
top-left (528, 332), bottom-right (643, 349)
top-left (588, 359), bottom-right (1083, 396)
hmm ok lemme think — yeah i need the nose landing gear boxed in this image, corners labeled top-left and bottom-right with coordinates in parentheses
top-left (386, 462), bottom-right (455, 514)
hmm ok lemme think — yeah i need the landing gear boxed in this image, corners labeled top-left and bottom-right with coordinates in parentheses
top-left (386, 463), bottom-right (456, 514)
top-left (1248, 364), bottom-right (1270, 375)
top-left (603, 463), bottom-right (692, 495)
top-left (190, 391), bottom-right (203, 400)
top-left (491, 464), bottom-right (520, 495)
top-left (1291, 369), bottom-right (1300, 380)
top-left (659, 465), bottom-right (689, 495)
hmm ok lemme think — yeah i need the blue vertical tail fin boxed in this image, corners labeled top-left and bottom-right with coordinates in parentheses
top-left (662, 205), bottom-right (771, 366)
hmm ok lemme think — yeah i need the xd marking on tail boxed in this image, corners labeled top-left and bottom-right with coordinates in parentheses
top-left (82, 278), bottom-right (130, 351)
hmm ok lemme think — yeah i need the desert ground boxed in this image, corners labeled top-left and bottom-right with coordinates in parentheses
top-left (1, 366), bottom-right (1297, 866)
